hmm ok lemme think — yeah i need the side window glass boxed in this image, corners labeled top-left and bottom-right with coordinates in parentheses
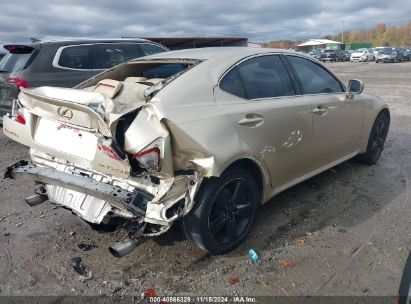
top-left (236, 55), bottom-right (295, 99)
top-left (140, 44), bottom-right (167, 56)
top-left (287, 56), bottom-right (344, 94)
top-left (94, 43), bottom-right (144, 69)
top-left (219, 68), bottom-right (246, 99)
top-left (58, 45), bottom-right (93, 69)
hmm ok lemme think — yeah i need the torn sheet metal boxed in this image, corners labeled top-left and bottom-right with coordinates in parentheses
top-left (5, 161), bottom-right (152, 219)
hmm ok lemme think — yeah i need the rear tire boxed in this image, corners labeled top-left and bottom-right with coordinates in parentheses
top-left (181, 169), bottom-right (260, 254)
top-left (356, 112), bottom-right (389, 165)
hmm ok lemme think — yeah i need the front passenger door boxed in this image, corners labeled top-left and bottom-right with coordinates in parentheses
top-left (286, 55), bottom-right (363, 169)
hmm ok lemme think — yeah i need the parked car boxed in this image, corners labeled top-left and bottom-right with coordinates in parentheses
top-left (308, 49), bottom-right (322, 60)
top-left (320, 49), bottom-right (337, 62)
top-left (375, 48), bottom-right (401, 63)
top-left (337, 50), bottom-right (350, 61)
top-left (397, 48), bottom-right (411, 61)
top-left (3, 48), bottom-right (390, 256)
top-left (0, 38), bottom-right (168, 122)
top-left (350, 49), bottom-right (375, 62)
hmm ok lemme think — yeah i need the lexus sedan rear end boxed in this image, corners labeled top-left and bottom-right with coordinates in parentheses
top-left (3, 47), bottom-right (389, 256)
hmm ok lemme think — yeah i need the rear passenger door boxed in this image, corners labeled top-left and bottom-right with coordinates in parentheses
top-left (286, 55), bottom-right (363, 169)
top-left (214, 54), bottom-right (314, 189)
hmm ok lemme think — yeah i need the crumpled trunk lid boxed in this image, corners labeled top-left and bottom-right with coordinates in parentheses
top-left (9, 81), bottom-right (174, 178)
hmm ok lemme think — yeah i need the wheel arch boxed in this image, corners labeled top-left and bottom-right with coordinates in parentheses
top-left (360, 104), bottom-right (390, 152)
top-left (221, 157), bottom-right (267, 203)
top-left (378, 107), bottom-right (390, 122)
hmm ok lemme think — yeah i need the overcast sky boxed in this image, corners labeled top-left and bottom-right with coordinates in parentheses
top-left (1, 0), bottom-right (411, 44)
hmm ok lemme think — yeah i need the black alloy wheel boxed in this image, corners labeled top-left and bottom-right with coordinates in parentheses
top-left (357, 112), bottom-right (389, 165)
top-left (208, 178), bottom-right (256, 246)
top-left (181, 169), bottom-right (260, 254)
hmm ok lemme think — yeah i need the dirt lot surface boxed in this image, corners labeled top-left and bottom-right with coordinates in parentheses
top-left (0, 61), bottom-right (410, 298)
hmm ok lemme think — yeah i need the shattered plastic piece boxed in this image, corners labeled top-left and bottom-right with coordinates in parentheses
top-left (228, 276), bottom-right (240, 285)
top-left (69, 257), bottom-right (88, 276)
top-left (248, 249), bottom-right (259, 262)
top-left (78, 272), bottom-right (93, 282)
top-left (281, 259), bottom-right (297, 268)
top-left (69, 257), bottom-right (93, 281)
top-left (24, 278), bottom-right (37, 288)
top-left (112, 287), bottom-right (123, 294)
top-left (143, 288), bottom-right (169, 303)
top-left (78, 243), bottom-right (97, 251)
top-left (144, 288), bottom-right (157, 298)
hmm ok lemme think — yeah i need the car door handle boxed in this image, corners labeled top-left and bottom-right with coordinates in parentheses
top-left (238, 114), bottom-right (264, 127)
top-left (312, 106), bottom-right (328, 115)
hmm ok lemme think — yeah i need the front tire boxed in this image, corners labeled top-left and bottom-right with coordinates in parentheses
top-left (356, 112), bottom-right (389, 165)
top-left (181, 169), bottom-right (260, 254)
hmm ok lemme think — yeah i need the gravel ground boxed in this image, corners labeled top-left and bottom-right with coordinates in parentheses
top-left (0, 61), bottom-right (410, 298)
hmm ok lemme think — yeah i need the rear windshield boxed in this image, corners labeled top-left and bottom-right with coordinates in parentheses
top-left (142, 63), bottom-right (189, 78)
top-left (0, 46), bottom-right (34, 73)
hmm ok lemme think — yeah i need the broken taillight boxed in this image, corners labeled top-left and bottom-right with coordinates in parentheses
top-left (133, 147), bottom-right (161, 172)
top-left (11, 100), bottom-right (26, 125)
top-left (15, 113), bottom-right (26, 125)
top-left (98, 145), bottom-right (122, 161)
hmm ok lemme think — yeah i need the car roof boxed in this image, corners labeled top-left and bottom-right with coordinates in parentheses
top-left (139, 47), bottom-right (295, 61)
top-left (3, 38), bottom-right (156, 49)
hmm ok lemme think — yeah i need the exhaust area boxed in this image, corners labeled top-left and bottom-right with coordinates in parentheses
top-left (109, 239), bottom-right (139, 258)
top-left (24, 193), bottom-right (48, 207)
top-left (24, 186), bottom-right (48, 207)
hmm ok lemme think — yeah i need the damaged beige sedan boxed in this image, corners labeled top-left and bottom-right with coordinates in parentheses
top-left (2, 48), bottom-right (390, 256)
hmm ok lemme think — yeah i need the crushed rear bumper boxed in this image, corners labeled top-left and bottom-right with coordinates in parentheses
top-left (4, 161), bottom-right (152, 219)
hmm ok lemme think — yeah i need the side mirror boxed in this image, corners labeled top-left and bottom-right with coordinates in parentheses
top-left (347, 79), bottom-right (364, 97)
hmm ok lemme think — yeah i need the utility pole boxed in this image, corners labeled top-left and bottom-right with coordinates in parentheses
top-left (342, 20), bottom-right (344, 44)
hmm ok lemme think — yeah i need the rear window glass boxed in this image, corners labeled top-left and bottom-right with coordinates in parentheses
top-left (0, 47), bottom-right (34, 73)
top-left (236, 55), bottom-right (296, 99)
top-left (220, 68), bottom-right (246, 98)
top-left (142, 63), bottom-right (188, 79)
top-left (58, 45), bottom-right (93, 69)
top-left (94, 43), bottom-right (145, 69)
top-left (140, 44), bottom-right (167, 56)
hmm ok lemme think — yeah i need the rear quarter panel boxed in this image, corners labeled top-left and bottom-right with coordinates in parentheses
top-left (151, 57), bottom-right (271, 197)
